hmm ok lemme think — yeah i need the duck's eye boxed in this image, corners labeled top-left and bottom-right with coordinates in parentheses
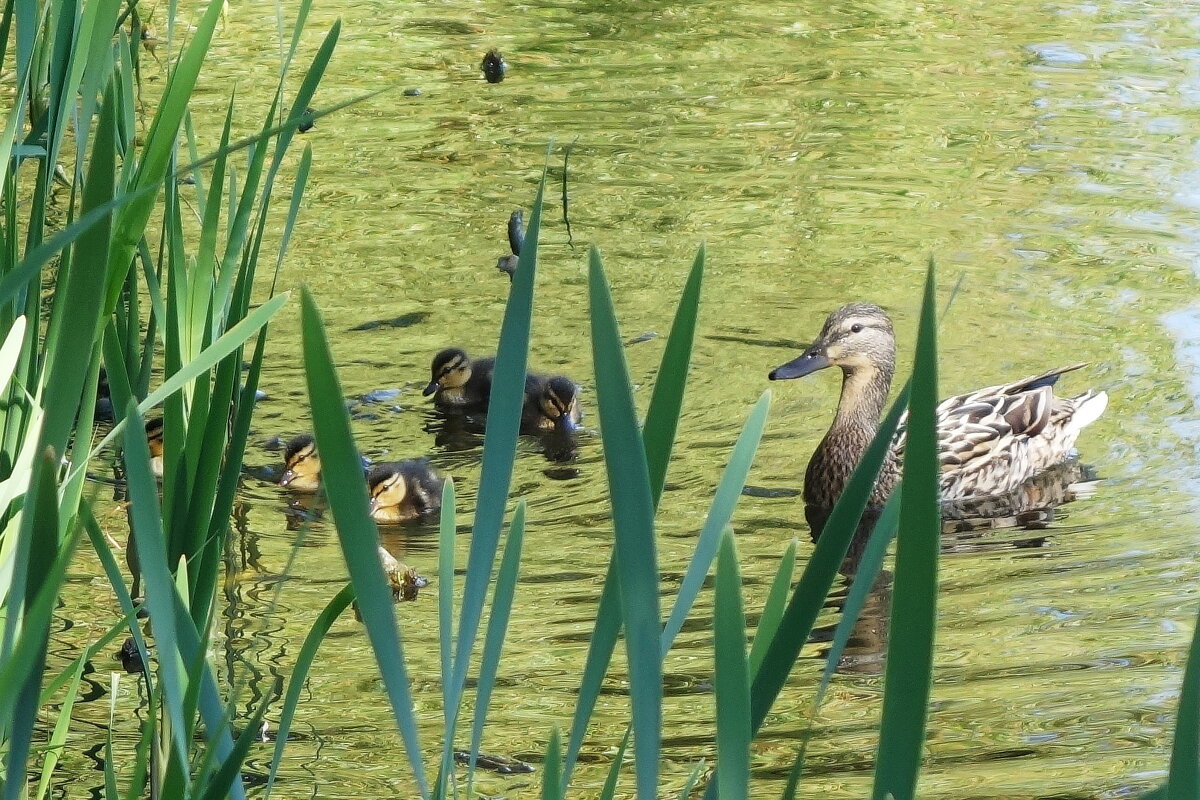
top-left (850, 323), bottom-right (863, 333)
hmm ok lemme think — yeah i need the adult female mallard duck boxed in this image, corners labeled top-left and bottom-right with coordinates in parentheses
top-left (522, 374), bottom-right (582, 434)
top-left (279, 433), bottom-right (321, 492)
top-left (367, 459), bottom-right (445, 524)
top-left (423, 348), bottom-right (495, 409)
top-left (768, 303), bottom-right (1108, 537)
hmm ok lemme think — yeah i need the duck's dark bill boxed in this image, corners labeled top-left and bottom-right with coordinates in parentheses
top-left (422, 381), bottom-right (439, 396)
top-left (769, 350), bottom-right (829, 380)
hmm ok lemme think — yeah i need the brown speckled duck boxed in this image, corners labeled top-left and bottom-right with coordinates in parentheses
top-left (768, 303), bottom-right (1108, 536)
top-left (366, 459), bottom-right (445, 524)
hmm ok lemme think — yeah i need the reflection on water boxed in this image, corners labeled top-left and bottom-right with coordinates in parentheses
top-left (48, 0), bottom-right (1200, 795)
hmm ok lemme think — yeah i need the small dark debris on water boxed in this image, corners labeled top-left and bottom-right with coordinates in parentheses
top-left (741, 485), bottom-right (801, 498)
top-left (349, 311), bottom-right (431, 331)
top-left (625, 331), bottom-right (658, 346)
top-left (454, 750), bottom-right (534, 775)
top-left (402, 87), bottom-right (423, 97)
top-left (177, 174), bottom-right (196, 185)
top-left (263, 435), bottom-right (285, 451)
top-left (116, 637), bottom-right (145, 674)
top-left (297, 107), bottom-right (316, 133)
top-left (481, 49), bottom-right (507, 83)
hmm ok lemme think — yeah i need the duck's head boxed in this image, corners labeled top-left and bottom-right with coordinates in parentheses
top-left (424, 348), bottom-right (471, 396)
top-left (539, 376), bottom-right (581, 433)
top-left (367, 464), bottom-right (407, 515)
top-left (769, 303), bottom-right (895, 380)
top-left (145, 417), bottom-right (165, 459)
top-left (280, 434), bottom-right (321, 491)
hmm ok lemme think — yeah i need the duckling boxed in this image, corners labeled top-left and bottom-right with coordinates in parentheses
top-left (366, 459), bottom-right (445, 524)
top-left (522, 374), bottom-right (582, 434)
top-left (423, 348), bottom-right (494, 408)
top-left (145, 417), bottom-right (164, 479)
top-left (279, 433), bottom-right (321, 492)
top-left (768, 303), bottom-right (1108, 537)
top-left (481, 49), bottom-right (507, 83)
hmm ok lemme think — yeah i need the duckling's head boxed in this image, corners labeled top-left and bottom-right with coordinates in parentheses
top-left (424, 348), bottom-right (471, 396)
top-left (539, 376), bottom-right (581, 433)
top-left (280, 433), bottom-right (321, 492)
top-left (769, 303), bottom-right (895, 380)
top-left (145, 417), bottom-right (165, 458)
top-left (367, 464), bottom-right (408, 516)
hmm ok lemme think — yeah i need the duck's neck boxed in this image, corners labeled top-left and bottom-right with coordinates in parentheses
top-left (832, 362), bottom-right (893, 434)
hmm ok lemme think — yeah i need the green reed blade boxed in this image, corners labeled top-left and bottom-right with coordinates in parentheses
top-left (1166, 604), bottom-right (1200, 799)
top-left (714, 532), bottom-right (751, 800)
top-left (815, 491), bottom-right (900, 712)
top-left (562, 563), bottom-right (621, 786)
top-left (597, 726), bottom-right (632, 800)
top-left (542, 727), bottom-right (563, 800)
top-left (263, 584), bottom-right (355, 800)
top-left (678, 760), bottom-right (706, 800)
top-left (119, 401), bottom-right (190, 775)
top-left (661, 390), bottom-right (770, 653)
top-left (747, 539), bottom-right (797, 679)
top-left (270, 144), bottom-right (312, 292)
top-left (79, 291), bottom-right (288, 475)
top-left (0, 448), bottom-right (62, 800)
top-left (104, 685), bottom-right (120, 800)
top-left (299, 287), bottom-right (429, 798)
top-left (563, 252), bottom-right (709, 788)
top-left (643, 244), bottom-right (704, 508)
top-left (872, 259), bottom-right (940, 800)
top-left (438, 478), bottom-right (456, 718)
top-left (106, 0), bottom-right (224, 312)
top-left (198, 700), bottom-right (270, 800)
top-left (589, 246), bottom-right (662, 800)
top-left (466, 502), bottom-right (526, 794)
top-left (447, 174), bottom-right (543, 742)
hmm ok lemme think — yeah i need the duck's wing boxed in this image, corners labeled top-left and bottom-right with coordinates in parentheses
top-left (894, 364), bottom-right (1094, 493)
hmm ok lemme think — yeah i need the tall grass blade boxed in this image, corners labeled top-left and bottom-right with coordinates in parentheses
top-left (661, 390), bottom-right (770, 652)
top-left (643, 244), bottom-right (704, 507)
top-left (714, 532), bottom-right (751, 800)
top-left (438, 479), bottom-right (456, 717)
top-left (466, 502), bottom-right (526, 793)
top-left (1165, 604), bottom-right (1200, 799)
top-left (815, 491), bottom-right (900, 710)
top-left (872, 259), bottom-right (940, 800)
top-left (448, 175), bottom-right (543, 753)
top-left (299, 288), bottom-right (429, 798)
top-left (541, 727), bottom-right (563, 800)
top-left (597, 727), bottom-right (632, 800)
top-left (747, 539), bottom-right (797, 679)
top-left (264, 585), bottom-right (355, 800)
top-left (588, 246), bottom-right (662, 799)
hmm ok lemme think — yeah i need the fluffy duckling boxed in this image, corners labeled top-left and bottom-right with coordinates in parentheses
top-left (279, 433), bottom-right (321, 492)
top-left (423, 348), bottom-right (495, 408)
top-left (522, 374), bottom-right (582, 434)
top-left (367, 459), bottom-right (445, 524)
top-left (145, 417), bottom-right (164, 479)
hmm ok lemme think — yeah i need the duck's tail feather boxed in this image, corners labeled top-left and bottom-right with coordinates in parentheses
top-left (1068, 390), bottom-right (1108, 433)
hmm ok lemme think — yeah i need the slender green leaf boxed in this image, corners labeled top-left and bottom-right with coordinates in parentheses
top-left (872, 259), bottom-right (941, 800)
top-left (542, 728), bottom-right (563, 800)
top-left (300, 287), bottom-right (429, 798)
top-left (643, 245), bottom-right (705, 507)
top-left (598, 727), bottom-right (632, 800)
top-left (467, 503), bottom-right (526, 794)
top-left (714, 532), bottom-right (750, 800)
top-left (589, 246), bottom-right (661, 800)
top-left (661, 390), bottom-right (770, 653)
top-left (747, 539), bottom-right (797, 680)
top-left (1167, 597), bottom-right (1200, 800)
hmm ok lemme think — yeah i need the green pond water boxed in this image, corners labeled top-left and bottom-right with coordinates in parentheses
top-left (49, 0), bottom-right (1200, 795)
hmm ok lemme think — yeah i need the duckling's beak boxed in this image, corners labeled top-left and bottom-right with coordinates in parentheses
top-left (769, 346), bottom-right (830, 380)
top-left (368, 497), bottom-right (379, 514)
top-left (422, 381), bottom-right (439, 397)
top-left (280, 469), bottom-right (295, 487)
top-left (557, 415), bottom-right (580, 435)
